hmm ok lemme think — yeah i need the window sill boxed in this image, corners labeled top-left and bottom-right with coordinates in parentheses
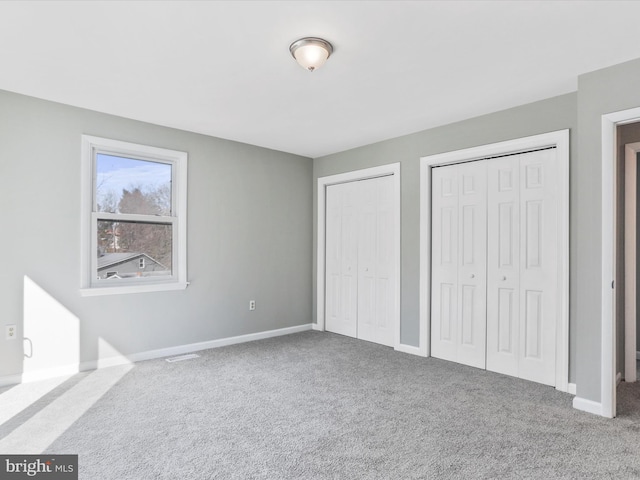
top-left (80, 282), bottom-right (189, 297)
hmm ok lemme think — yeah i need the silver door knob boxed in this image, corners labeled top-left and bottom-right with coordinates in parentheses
top-left (501, 276), bottom-right (507, 281)
top-left (365, 268), bottom-right (369, 272)
top-left (470, 274), bottom-right (475, 279)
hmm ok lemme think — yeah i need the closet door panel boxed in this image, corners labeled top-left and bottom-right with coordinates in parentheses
top-left (431, 166), bottom-right (459, 362)
top-left (486, 157), bottom-right (520, 377)
top-left (357, 179), bottom-right (376, 343)
top-left (325, 182), bottom-right (358, 338)
top-left (373, 175), bottom-right (395, 346)
top-left (519, 149), bottom-right (557, 386)
top-left (457, 161), bottom-right (487, 369)
top-left (358, 176), bottom-right (395, 346)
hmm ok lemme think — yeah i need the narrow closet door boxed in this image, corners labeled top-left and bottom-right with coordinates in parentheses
top-left (431, 162), bottom-right (487, 368)
top-left (486, 156), bottom-right (521, 377)
top-left (518, 149), bottom-right (558, 386)
top-left (431, 165), bottom-right (460, 362)
top-left (358, 175), bottom-right (395, 347)
top-left (325, 182), bottom-right (358, 338)
top-left (457, 161), bottom-right (488, 369)
top-left (486, 149), bottom-right (558, 386)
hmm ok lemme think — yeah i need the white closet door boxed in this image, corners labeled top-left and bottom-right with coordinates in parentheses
top-left (431, 162), bottom-right (487, 368)
top-left (431, 149), bottom-right (558, 385)
top-left (431, 165), bottom-right (459, 362)
top-left (486, 156), bottom-right (521, 377)
top-left (325, 176), bottom-right (396, 347)
top-left (518, 149), bottom-right (557, 386)
top-left (358, 175), bottom-right (395, 347)
top-left (486, 150), bottom-right (558, 386)
top-left (457, 161), bottom-right (488, 368)
top-left (325, 182), bottom-right (358, 338)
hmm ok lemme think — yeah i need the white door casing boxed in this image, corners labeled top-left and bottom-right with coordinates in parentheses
top-left (624, 142), bottom-right (640, 384)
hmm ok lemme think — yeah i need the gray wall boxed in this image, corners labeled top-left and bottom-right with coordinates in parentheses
top-left (313, 93), bottom-right (578, 381)
top-left (575, 58), bottom-right (640, 402)
top-left (0, 90), bottom-right (312, 378)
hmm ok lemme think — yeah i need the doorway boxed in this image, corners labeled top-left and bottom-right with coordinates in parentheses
top-left (595, 107), bottom-right (640, 418)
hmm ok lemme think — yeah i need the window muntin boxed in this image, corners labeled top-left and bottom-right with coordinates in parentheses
top-left (81, 136), bottom-right (187, 295)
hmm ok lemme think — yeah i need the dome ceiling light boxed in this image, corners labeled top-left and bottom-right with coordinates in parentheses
top-left (289, 37), bottom-right (333, 72)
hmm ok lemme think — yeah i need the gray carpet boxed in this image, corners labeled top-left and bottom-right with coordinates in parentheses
top-left (2, 331), bottom-right (640, 479)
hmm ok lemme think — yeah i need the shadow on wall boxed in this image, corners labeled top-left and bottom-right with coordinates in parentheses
top-left (0, 276), bottom-right (135, 453)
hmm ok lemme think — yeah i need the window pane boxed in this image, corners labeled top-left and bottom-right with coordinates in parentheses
top-left (97, 220), bottom-right (172, 280)
top-left (96, 153), bottom-right (172, 215)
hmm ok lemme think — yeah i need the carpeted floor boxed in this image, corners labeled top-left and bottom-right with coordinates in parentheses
top-left (1, 331), bottom-right (640, 479)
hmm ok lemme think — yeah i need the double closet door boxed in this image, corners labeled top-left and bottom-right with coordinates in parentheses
top-left (431, 149), bottom-right (558, 386)
top-left (325, 175), bottom-right (395, 347)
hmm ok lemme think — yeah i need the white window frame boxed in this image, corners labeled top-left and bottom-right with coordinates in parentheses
top-left (80, 135), bottom-right (188, 296)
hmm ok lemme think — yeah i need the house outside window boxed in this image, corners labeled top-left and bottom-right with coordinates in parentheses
top-left (81, 135), bottom-right (188, 295)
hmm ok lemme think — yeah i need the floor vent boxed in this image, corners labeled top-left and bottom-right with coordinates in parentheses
top-left (165, 353), bottom-right (200, 363)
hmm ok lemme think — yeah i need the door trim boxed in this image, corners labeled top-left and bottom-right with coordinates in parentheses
top-left (419, 129), bottom-right (570, 392)
top-left (624, 142), bottom-right (639, 383)
top-left (600, 107), bottom-right (640, 419)
top-left (316, 163), bottom-right (401, 350)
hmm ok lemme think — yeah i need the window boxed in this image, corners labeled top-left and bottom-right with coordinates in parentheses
top-left (81, 136), bottom-right (188, 295)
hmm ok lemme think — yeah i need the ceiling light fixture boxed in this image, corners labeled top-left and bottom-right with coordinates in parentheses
top-left (289, 37), bottom-right (333, 72)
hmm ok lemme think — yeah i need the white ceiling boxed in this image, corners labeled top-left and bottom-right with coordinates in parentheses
top-left (1, 1), bottom-right (640, 158)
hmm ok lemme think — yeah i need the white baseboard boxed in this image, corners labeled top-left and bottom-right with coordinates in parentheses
top-left (0, 374), bottom-right (23, 388)
top-left (23, 364), bottom-right (81, 383)
top-left (311, 323), bottom-right (323, 331)
top-left (0, 323), bottom-right (313, 388)
top-left (573, 396), bottom-right (603, 416)
top-left (0, 364), bottom-right (82, 388)
top-left (567, 383), bottom-right (577, 395)
top-left (617, 372), bottom-right (622, 385)
top-left (394, 343), bottom-right (427, 357)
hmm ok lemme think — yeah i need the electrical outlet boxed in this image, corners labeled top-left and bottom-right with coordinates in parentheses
top-left (249, 300), bottom-right (256, 311)
top-left (6, 325), bottom-right (16, 340)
